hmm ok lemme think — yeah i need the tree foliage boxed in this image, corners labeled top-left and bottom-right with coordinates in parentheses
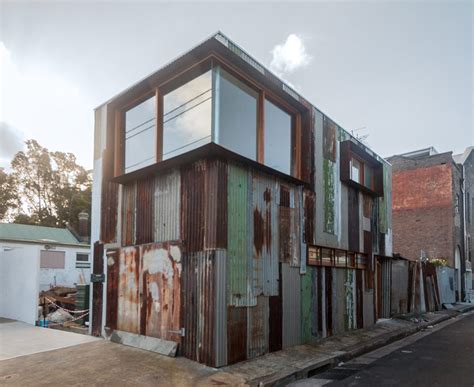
top-left (3, 139), bottom-right (91, 230)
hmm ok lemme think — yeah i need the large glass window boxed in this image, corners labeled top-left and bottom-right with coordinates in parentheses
top-left (217, 68), bottom-right (258, 160)
top-left (162, 70), bottom-right (212, 160)
top-left (125, 96), bottom-right (156, 173)
top-left (264, 99), bottom-right (292, 174)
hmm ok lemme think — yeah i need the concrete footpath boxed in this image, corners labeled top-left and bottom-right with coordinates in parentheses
top-left (221, 304), bottom-right (474, 386)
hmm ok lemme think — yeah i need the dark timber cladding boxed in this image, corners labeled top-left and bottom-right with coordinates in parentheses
top-left (136, 179), bottom-right (154, 244)
top-left (105, 248), bottom-right (119, 331)
top-left (348, 187), bottom-right (360, 252)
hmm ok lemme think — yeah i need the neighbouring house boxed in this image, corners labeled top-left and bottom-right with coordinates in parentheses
top-left (387, 146), bottom-right (473, 302)
top-left (0, 219), bottom-right (91, 324)
top-left (91, 32), bottom-right (392, 367)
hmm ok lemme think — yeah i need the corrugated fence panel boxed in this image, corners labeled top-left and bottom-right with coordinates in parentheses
top-left (136, 178), bottom-right (155, 245)
top-left (206, 159), bottom-right (228, 249)
top-left (181, 161), bottom-right (206, 252)
top-left (117, 246), bottom-right (140, 334)
top-left (227, 306), bottom-right (247, 364)
top-left (247, 295), bottom-right (269, 359)
top-left (282, 263), bottom-right (301, 348)
top-left (121, 183), bottom-right (136, 246)
top-left (252, 172), bottom-right (279, 297)
top-left (140, 243), bottom-right (182, 342)
top-left (154, 170), bottom-right (180, 243)
top-left (227, 164), bottom-right (255, 307)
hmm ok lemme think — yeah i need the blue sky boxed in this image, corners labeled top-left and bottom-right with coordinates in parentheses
top-left (1, 1), bottom-right (472, 169)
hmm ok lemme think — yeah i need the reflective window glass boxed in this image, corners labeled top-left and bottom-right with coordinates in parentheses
top-left (125, 96), bottom-right (156, 173)
top-left (163, 70), bottom-right (212, 160)
top-left (264, 99), bottom-right (292, 174)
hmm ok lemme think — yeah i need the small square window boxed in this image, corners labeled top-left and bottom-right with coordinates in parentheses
top-left (76, 253), bottom-right (90, 269)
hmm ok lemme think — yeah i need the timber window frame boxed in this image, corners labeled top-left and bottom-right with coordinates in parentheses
top-left (112, 53), bottom-right (305, 179)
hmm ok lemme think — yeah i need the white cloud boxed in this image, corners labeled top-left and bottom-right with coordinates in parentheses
top-left (270, 34), bottom-right (311, 76)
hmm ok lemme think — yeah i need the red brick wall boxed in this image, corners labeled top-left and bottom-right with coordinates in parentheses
top-left (392, 164), bottom-right (454, 264)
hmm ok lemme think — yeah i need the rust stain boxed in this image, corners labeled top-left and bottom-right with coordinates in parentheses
top-left (253, 208), bottom-right (264, 256)
top-left (263, 188), bottom-right (271, 203)
top-left (265, 208), bottom-right (272, 253)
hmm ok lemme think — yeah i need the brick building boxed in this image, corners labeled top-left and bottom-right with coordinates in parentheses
top-left (387, 146), bottom-right (473, 301)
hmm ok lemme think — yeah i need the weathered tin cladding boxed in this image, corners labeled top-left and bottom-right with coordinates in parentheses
top-left (181, 159), bottom-right (227, 253)
top-left (117, 246), bottom-right (140, 334)
top-left (113, 243), bottom-right (182, 341)
top-left (140, 243), bottom-right (182, 341)
top-left (181, 249), bottom-right (227, 367)
top-left (252, 172), bottom-right (280, 296)
top-left (247, 296), bottom-right (269, 359)
top-left (154, 170), bottom-right (180, 242)
top-left (227, 164), bottom-right (255, 307)
top-left (205, 159), bottom-right (228, 249)
top-left (279, 186), bottom-right (301, 268)
top-left (100, 180), bottom-right (119, 243)
top-left (136, 178), bottom-right (155, 245)
top-left (121, 182), bottom-right (136, 246)
top-left (282, 263), bottom-right (301, 348)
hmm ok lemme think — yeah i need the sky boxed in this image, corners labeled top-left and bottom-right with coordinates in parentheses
top-left (0, 1), bottom-right (472, 170)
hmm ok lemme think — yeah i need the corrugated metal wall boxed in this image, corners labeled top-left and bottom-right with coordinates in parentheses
top-left (105, 155), bottom-right (382, 368)
top-left (154, 170), bottom-right (180, 242)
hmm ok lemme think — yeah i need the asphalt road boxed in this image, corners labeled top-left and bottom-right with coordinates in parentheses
top-left (306, 313), bottom-right (474, 387)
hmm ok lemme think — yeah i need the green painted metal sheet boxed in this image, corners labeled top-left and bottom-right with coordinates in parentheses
top-left (227, 164), bottom-right (255, 307)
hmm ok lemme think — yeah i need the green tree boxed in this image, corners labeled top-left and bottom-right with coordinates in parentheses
top-left (0, 168), bottom-right (17, 221)
top-left (9, 139), bottom-right (91, 229)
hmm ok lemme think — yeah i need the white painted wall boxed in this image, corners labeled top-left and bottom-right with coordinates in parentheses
top-left (0, 245), bottom-right (40, 324)
top-left (1, 242), bottom-right (91, 291)
top-left (38, 245), bottom-right (91, 291)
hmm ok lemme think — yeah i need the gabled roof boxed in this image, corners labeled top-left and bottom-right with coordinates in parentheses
top-left (0, 223), bottom-right (89, 247)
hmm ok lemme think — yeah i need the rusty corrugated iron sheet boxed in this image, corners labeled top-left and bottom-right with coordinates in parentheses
top-left (252, 172), bottom-right (279, 297)
top-left (181, 160), bottom-right (206, 252)
top-left (114, 243), bottom-right (183, 340)
top-left (140, 243), bottom-right (182, 341)
top-left (121, 182), bottom-right (136, 246)
top-left (227, 306), bottom-right (247, 364)
top-left (100, 180), bottom-right (119, 243)
top-left (227, 163), bottom-right (255, 307)
top-left (117, 246), bottom-right (140, 334)
top-left (247, 295), bottom-right (269, 359)
top-left (205, 159), bottom-right (228, 249)
top-left (136, 178), bottom-right (155, 245)
top-left (181, 249), bottom-right (226, 367)
top-left (154, 170), bottom-right (181, 243)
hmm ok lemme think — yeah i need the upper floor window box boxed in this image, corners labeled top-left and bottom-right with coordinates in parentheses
top-left (113, 55), bottom-right (307, 181)
top-left (340, 140), bottom-right (383, 197)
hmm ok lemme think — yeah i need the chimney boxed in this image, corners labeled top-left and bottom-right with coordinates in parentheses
top-left (78, 211), bottom-right (90, 243)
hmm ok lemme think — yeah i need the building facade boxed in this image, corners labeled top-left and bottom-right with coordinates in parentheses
top-left (91, 32), bottom-right (392, 367)
top-left (388, 147), bottom-right (473, 302)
